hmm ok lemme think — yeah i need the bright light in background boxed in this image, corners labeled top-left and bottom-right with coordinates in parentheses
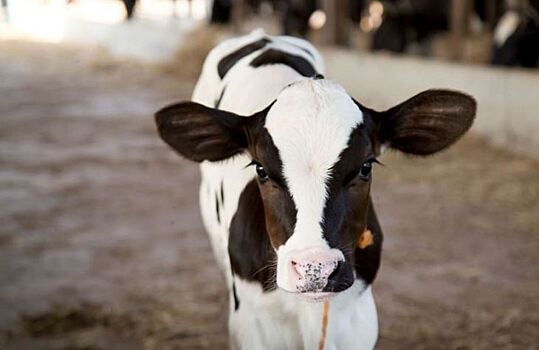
top-left (309, 10), bottom-right (326, 30)
top-left (1, 0), bottom-right (208, 44)
top-left (138, 0), bottom-right (179, 20)
top-left (5, 0), bottom-right (67, 43)
top-left (191, 0), bottom-right (207, 20)
top-left (369, 1), bottom-right (384, 17)
top-left (138, 0), bottom-right (206, 20)
top-left (360, 17), bottom-right (371, 32)
top-left (360, 0), bottom-right (384, 33)
top-left (173, 0), bottom-right (207, 19)
top-left (177, 0), bottom-right (191, 18)
top-left (68, 0), bottom-right (125, 24)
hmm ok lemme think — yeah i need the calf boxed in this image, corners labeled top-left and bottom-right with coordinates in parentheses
top-left (155, 29), bottom-right (475, 350)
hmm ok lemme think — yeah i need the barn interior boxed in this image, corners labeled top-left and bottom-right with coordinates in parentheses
top-left (1, 1), bottom-right (538, 349)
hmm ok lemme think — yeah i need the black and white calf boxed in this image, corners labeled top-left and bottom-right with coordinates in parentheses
top-left (155, 29), bottom-right (476, 350)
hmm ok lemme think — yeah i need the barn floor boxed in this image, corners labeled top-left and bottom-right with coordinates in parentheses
top-left (0, 40), bottom-right (538, 350)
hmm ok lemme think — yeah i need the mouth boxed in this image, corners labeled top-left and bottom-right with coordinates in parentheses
top-left (296, 292), bottom-right (336, 303)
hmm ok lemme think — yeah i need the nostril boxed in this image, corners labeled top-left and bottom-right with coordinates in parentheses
top-left (290, 260), bottom-right (303, 278)
top-left (327, 261), bottom-right (342, 282)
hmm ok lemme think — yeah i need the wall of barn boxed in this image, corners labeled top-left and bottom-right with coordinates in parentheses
top-left (322, 49), bottom-right (539, 160)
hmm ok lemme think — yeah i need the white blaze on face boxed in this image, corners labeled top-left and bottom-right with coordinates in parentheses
top-left (264, 80), bottom-right (364, 291)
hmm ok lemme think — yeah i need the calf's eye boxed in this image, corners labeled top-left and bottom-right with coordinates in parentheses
top-left (344, 159), bottom-right (377, 186)
top-left (255, 163), bottom-right (269, 181)
top-left (359, 161), bottom-right (372, 180)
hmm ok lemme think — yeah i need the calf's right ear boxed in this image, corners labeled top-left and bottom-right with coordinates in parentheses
top-left (155, 102), bottom-right (250, 162)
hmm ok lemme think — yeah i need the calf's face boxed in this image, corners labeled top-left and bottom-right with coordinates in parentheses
top-left (156, 80), bottom-right (475, 299)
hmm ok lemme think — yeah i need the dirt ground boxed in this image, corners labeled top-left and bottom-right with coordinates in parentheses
top-left (0, 39), bottom-right (538, 350)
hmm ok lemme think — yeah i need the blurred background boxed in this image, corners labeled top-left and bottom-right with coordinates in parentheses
top-left (0, 0), bottom-right (538, 349)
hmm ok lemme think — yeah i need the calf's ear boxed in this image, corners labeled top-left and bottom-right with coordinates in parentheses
top-left (377, 90), bottom-right (476, 155)
top-left (155, 102), bottom-right (250, 162)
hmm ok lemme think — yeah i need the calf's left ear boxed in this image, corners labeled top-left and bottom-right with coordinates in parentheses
top-left (377, 89), bottom-right (476, 155)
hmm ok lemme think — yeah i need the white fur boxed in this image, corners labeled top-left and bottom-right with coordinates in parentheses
top-left (231, 278), bottom-right (377, 350)
top-left (192, 29), bottom-right (377, 349)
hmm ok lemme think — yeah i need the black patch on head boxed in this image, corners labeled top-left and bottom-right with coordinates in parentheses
top-left (229, 180), bottom-right (277, 292)
top-left (217, 38), bottom-right (271, 79)
top-left (313, 73), bottom-right (324, 80)
top-left (232, 279), bottom-right (240, 311)
top-left (250, 49), bottom-right (317, 77)
top-left (320, 119), bottom-right (383, 290)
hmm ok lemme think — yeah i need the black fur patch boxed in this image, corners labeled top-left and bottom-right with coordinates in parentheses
top-left (250, 49), bottom-right (317, 77)
top-left (228, 180), bottom-right (277, 292)
top-left (354, 198), bottom-right (383, 284)
top-left (217, 38), bottom-right (271, 79)
top-left (316, 117), bottom-right (382, 292)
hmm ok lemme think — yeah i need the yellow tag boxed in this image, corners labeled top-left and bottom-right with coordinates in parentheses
top-left (358, 229), bottom-right (373, 249)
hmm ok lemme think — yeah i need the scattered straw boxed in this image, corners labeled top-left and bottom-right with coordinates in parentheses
top-left (318, 301), bottom-right (330, 350)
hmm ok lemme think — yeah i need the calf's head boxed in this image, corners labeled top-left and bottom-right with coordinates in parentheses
top-left (156, 80), bottom-right (475, 299)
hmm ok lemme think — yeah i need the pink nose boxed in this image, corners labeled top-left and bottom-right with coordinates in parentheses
top-left (288, 249), bottom-right (343, 293)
